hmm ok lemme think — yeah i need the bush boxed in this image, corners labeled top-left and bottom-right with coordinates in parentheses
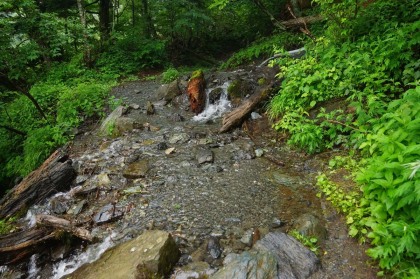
top-left (161, 67), bottom-right (180, 83)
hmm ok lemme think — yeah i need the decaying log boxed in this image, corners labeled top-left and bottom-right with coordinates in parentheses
top-left (0, 149), bottom-right (77, 219)
top-left (36, 214), bottom-right (93, 242)
top-left (282, 15), bottom-right (323, 28)
top-left (0, 215), bottom-right (94, 265)
top-left (258, 47), bottom-right (306, 67)
top-left (220, 83), bottom-right (276, 133)
top-left (0, 227), bottom-right (55, 265)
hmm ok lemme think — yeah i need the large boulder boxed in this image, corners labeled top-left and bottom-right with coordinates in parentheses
top-left (187, 70), bottom-right (206, 114)
top-left (98, 106), bottom-right (125, 136)
top-left (66, 230), bottom-right (180, 279)
top-left (156, 80), bottom-right (181, 104)
top-left (227, 78), bottom-right (254, 106)
top-left (210, 232), bottom-right (320, 279)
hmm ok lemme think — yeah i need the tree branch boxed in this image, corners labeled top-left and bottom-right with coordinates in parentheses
top-left (0, 125), bottom-right (26, 136)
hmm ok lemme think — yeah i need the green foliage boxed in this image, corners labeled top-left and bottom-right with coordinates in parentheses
top-left (0, 218), bottom-right (16, 235)
top-left (356, 87), bottom-right (420, 273)
top-left (289, 230), bottom-right (319, 255)
top-left (96, 37), bottom-right (167, 76)
top-left (161, 68), bottom-right (180, 84)
top-left (221, 33), bottom-right (305, 69)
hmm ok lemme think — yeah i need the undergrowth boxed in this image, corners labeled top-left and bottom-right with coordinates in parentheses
top-left (268, 0), bottom-right (420, 277)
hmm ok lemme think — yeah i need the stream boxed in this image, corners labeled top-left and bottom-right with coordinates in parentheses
top-left (1, 69), bottom-right (377, 279)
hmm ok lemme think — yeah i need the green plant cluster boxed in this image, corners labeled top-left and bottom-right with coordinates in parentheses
top-left (268, 0), bottom-right (420, 276)
top-left (161, 68), bottom-right (180, 84)
top-left (289, 229), bottom-right (319, 255)
top-left (220, 32), bottom-right (306, 69)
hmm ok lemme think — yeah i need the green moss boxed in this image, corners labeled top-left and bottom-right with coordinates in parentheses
top-left (258, 77), bottom-right (267, 85)
top-left (190, 69), bottom-right (204, 80)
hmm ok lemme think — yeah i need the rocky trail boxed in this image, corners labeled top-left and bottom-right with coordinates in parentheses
top-left (1, 67), bottom-right (378, 279)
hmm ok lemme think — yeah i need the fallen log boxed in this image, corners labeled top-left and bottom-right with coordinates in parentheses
top-left (281, 15), bottom-right (323, 28)
top-left (220, 83), bottom-right (276, 133)
top-left (0, 215), bottom-right (94, 265)
top-left (258, 47), bottom-right (306, 67)
top-left (0, 227), bottom-right (55, 265)
top-left (0, 149), bottom-right (77, 219)
top-left (36, 214), bottom-right (93, 242)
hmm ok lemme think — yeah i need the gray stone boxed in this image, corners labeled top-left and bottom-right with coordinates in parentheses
top-left (157, 80), bottom-right (181, 103)
top-left (67, 200), bottom-right (87, 215)
top-left (255, 148), bottom-right (264, 157)
top-left (93, 203), bottom-right (124, 225)
top-left (271, 217), bottom-right (283, 228)
top-left (210, 232), bottom-right (320, 279)
top-left (123, 159), bottom-right (150, 179)
top-left (49, 198), bottom-right (68, 215)
top-left (251, 112), bottom-right (262, 120)
top-left (114, 117), bottom-right (135, 134)
top-left (66, 230), bottom-right (180, 279)
top-left (169, 133), bottom-right (189, 144)
top-left (196, 149), bottom-right (214, 164)
top-left (146, 101), bottom-right (155, 115)
top-left (208, 87), bottom-right (224, 104)
top-left (207, 236), bottom-right (222, 259)
top-left (172, 262), bottom-right (216, 279)
top-left (98, 106), bottom-right (126, 135)
top-left (240, 229), bottom-right (254, 247)
top-left (293, 213), bottom-right (327, 241)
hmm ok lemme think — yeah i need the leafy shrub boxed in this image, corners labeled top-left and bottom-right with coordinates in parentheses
top-left (220, 32), bottom-right (306, 69)
top-left (356, 87), bottom-right (420, 274)
top-left (161, 67), bottom-right (180, 83)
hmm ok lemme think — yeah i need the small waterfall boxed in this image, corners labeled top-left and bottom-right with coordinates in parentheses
top-left (51, 233), bottom-right (117, 279)
top-left (192, 81), bottom-right (231, 122)
top-left (27, 254), bottom-right (40, 279)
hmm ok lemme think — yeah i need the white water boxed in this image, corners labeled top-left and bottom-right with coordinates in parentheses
top-left (51, 232), bottom-right (117, 279)
top-left (27, 254), bottom-right (40, 279)
top-left (192, 81), bottom-right (231, 122)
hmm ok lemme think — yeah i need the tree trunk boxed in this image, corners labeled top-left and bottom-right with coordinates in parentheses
top-left (251, 0), bottom-right (286, 30)
top-left (76, 0), bottom-right (92, 66)
top-left (220, 83), bottom-right (276, 133)
top-left (0, 227), bottom-right (55, 265)
top-left (99, 0), bottom-right (111, 42)
top-left (140, 0), bottom-right (156, 38)
top-left (36, 215), bottom-right (93, 242)
top-left (0, 149), bottom-right (77, 219)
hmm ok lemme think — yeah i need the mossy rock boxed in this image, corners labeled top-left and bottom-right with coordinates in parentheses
top-left (227, 79), bottom-right (254, 102)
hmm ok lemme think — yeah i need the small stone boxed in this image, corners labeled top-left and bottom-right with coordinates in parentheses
top-left (196, 149), bottom-right (214, 164)
top-left (129, 103), bottom-right (140, 109)
top-left (251, 112), bottom-right (262, 120)
top-left (67, 200), bottom-right (87, 215)
top-left (271, 218), bottom-right (283, 228)
top-left (240, 229), bottom-right (254, 247)
top-left (156, 142), bottom-right (168, 150)
top-left (165, 147), bottom-right (176, 155)
top-left (170, 113), bottom-right (185, 122)
top-left (97, 173), bottom-right (111, 186)
top-left (207, 237), bottom-right (222, 259)
top-left (255, 148), bottom-right (264, 157)
top-left (169, 133), bottom-right (189, 144)
top-left (146, 101), bottom-right (155, 115)
top-left (123, 159), bottom-right (150, 179)
top-left (93, 203), bottom-right (124, 225)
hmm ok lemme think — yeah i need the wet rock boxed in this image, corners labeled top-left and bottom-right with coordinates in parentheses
top-left (293, 213), bottom-right (327, 241)
top-left (240, 229), bottom-right (254, 247)
top-left (75, 175), bottom-right (89, 185)
top-left (122, 186), bottom-right (144, 195)
top-left (165, 147), bottom-right (176, 155)
top-left (196, 149), bottom-right (214, 164)
top-left (99, 106), bottom-right (126, 135)
top-left (232, 150), bottom-right (255, 161)
top-left (97, 173), bottom-right (111, 187)
top-left (172, 261), bottom-right (216, 279)
top-left (156, 142), bottom-right (168, 150)
top-left (202, 164), bottom-right (223, 173)
top-left (211, 251), bottom-right (278, 279)
top-left (67, 200), bottom-right (87, 215)
top-left (251, 112), bottom-right (262, 120)
top-left (49, 198), bottom-right (69, 215)
top-left (66, 230), bottom-right (180, 279)
top-left (129, 103), bottom-right (140, 110)
top-left (255, 148), bottom-right (264, 157)
top-left (169, 133), bottom-right (189, 144)
top-left (208, 87), bottom-right (223, 104)
top-left (125, 154), bottom-right (139, 164)
top-left (211, 232), bottom-right (320, 279)
top-left (157, 80), bottom-right (182, 103)
top-left (123, 159), bottom-right (150, 179)
top-left (93, 203), bottom-right (124, 225)
top-left (207, 236), bottom-right (222, 259)
top-left (114, 117), bottom-right (136, 135)
top-left (169, 113), bottom-right (185, 122)
top-left (146, 101), bottom-right (155, 115)
top-left (227, 78), bottom-right (254, 106)
top-left (271, 217), bottom-right (283, 228)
